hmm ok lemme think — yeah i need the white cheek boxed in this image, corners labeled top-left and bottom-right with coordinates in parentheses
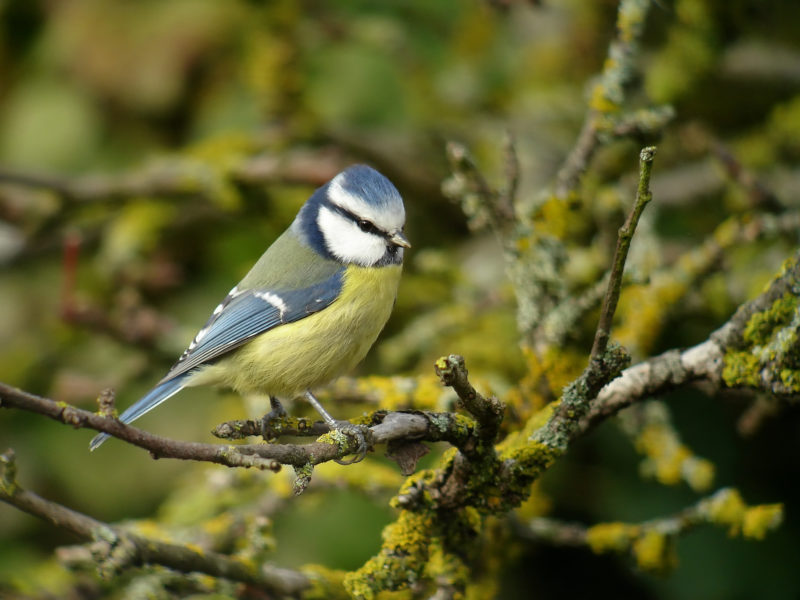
top-left (318, 207), bottom-right (386, 266)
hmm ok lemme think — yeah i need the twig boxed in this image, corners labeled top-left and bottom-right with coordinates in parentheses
top-left (555, 117), bottom-right (600, 199)
top-left (434, 355), bottom-right (504, 444)
top-left (590, 146), bottom-right (656, 362)
top-left (712, 142), bottom-right (782, 212)
top-left (444, 141), bottom-right (515, 232)
top-left (736, 394), bottom-right (781, 437)
top-left (554, 0), bottom-right (655, 198)
top-left (528, 147), bottom-right (655, 452)
top-left (0, 449), bottom-right (311, 595)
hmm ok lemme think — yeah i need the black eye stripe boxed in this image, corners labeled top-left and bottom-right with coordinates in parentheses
top-left (327, 203), bottom-right (387, 238)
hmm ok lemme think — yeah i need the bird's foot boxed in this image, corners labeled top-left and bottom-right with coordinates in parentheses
top-left (260, 397), bottom-right (288, 441)
top-left (330, 420), bottom-right (370, 465)
top-left (303, 389), bottom-right (370, 465)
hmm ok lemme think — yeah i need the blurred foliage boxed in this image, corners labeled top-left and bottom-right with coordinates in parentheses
top-left (1, 0), bottom-right (800, 599)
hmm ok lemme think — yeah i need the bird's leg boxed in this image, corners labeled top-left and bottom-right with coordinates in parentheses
top-left (260, 396), bottom-right (288, 440)
top-left (304, 390), bottom-right (369, 465)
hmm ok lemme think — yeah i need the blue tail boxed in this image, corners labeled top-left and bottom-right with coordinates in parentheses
top-left (89, 374), bottom-right (190, 451)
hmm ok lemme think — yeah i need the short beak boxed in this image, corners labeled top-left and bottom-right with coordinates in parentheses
top-left (389, 230), bottom-right (411, 249)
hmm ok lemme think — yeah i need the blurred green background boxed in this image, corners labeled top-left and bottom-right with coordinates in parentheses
top-left (1, 0), bottom-right (800, 598)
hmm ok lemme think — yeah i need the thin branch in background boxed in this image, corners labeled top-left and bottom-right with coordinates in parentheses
top-left (712, 142), bottom-right (783, 212)
top-left (554, 0), bottom-right (655, 198)
top-left (590, 146), bottom-right (656, 362)
top-left (59, 229), bottom-right (82, 320)
top-left (0, 148), bottom-right (346, 206)
top-left (444, 141), bottom-right (515, 233)
top-left (500, 130), bottom-right (520, 218)
top-left (555, 117), bottom-right (600, 199)
top-left (736, 394), bottom-right (781, 437)
top-left (55, 231), bottom-right (173, 354)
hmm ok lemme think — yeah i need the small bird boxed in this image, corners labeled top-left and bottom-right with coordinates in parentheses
top-left (90, 165), bottom-right (409, 462)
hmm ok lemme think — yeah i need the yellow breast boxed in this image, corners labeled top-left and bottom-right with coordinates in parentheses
top-left (189, 264), bottom-right (402, 397)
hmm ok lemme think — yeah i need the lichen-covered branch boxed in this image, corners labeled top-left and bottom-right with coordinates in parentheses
top-left (581, 249), bottom-right (800, 433)
top-left (0, 381), bottom-right (484, 473)
top-left (434, 354), bottom-right (504, 446)
top-left (0, 449), bottom-right (311, 595)
top-left (520, 488), bottom-right (783, 574)
top-left (617, 401), bottom-right (715, 492)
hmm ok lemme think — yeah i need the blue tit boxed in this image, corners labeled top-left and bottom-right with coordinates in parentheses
top-left (90, 164), bottom-right (409, 461)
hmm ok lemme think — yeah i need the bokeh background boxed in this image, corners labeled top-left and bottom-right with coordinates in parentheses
top-left (1, 0), bottom-right (800, 598)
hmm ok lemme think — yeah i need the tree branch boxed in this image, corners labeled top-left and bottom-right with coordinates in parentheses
top-left (434, 354), bottom-right (504, 445)
top-left (0, 449), bottom-right (311, 595)
top-left (519, 487), bottom-right (783, 573)
top-left (0, 382), bottom-right (483, 471)
top-left (580, 248), bottom-right (800, 433)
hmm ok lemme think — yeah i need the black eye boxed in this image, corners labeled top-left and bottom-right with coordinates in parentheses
top-left (358, 219), bottom-right (374, 233)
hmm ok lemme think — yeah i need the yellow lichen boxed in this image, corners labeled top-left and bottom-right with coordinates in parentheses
top-left (635, 423), bottom-right (700, 487)
top-left (722, 351), bottom-right (761, 388)
top-left (682, 457), bottom-right (715, 493)
top-left (632, 530), bottom-right (677, 573)
top-left (315, 459), bottom-right (403, 493)
top-left (414, 375), bottom-right (447, 410)
top-left (742, 504), bottom-right (784, 540)
top-left (513, 481), bottom-right (552, 521)
top-left (590, 79), bottom-right (620, 113)
top-left (500, 441), bottom-right (561, 484)
top-left (129, 518), bottom-right (175, 543)
top-left (523, 346), bottom-right (586, 400)
top-left (531, 196), bottom-right (574, 240)
top-left (200, 512), bottom-right (235, 538)
top-left (302, 564), bottom-right (350, 600)
top-left (615, 276), bottom-right (687, 355)
top-left (617, 0), bottom-right (647, 44)
top-left (586, 522), bottom-right (638, 554)
top-left (706, 488), bottom-right (747, 535)
top-left (424, 538), bottom-right (468, 596)
top-left (344, 511), bottom-right (434, 599)
top-left (744, 293), bottom-right (795, 345)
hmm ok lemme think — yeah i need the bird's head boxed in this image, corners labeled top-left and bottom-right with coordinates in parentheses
top-left (294, 165), bottom-right (410, 267)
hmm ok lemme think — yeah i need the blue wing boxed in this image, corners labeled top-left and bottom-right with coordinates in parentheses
top-left (89, 268), bottom-right (344, 450)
